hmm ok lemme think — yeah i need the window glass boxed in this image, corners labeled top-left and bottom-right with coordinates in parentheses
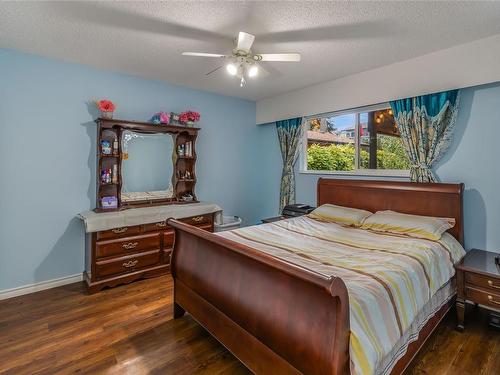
top-left (305, 107), bottom-right (410, 173)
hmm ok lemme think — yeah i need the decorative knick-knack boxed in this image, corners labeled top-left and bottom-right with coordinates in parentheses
top-left (179, 111), bottom-right (200, 126)
top-left (96, 99), bottom-right (116, 119)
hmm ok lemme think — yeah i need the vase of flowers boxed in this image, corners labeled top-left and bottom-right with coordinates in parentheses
top-left (179, 111), bottom-right (200, 126)
top-left (96, 100), bottom-right (116, 119)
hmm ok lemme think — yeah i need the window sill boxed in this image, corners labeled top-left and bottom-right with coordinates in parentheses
top-left (299, 169), bottom-right (410, 178)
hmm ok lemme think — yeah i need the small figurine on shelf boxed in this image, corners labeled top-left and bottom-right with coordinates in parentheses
top-left (169, 113), bottom-right (180, 125)
top-left (150, 112), bottom-right (170, 125)
top-left (101, 168), bottom-right (112, 184)
top-left (95, 99), bottom-right (116, 119)
top-left (113, 138), bottom-right (119, 155)
top-left (177, 144), bottom-right (185, 157)
top-left (185, 141), bottom-right (193, 157)
top-left (101, 140), bottom-right (112, 155)
top-left (179, 111), bottom-right (200, 126)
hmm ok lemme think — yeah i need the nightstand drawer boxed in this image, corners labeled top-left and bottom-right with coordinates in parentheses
top-left (96, 233), bottom-right (161, 258)
top-left (465, 287), bottom-right (500, 309)
top-left (466, 273), bottom-right (500, 292)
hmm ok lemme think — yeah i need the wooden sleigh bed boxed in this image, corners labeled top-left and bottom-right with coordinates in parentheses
top-left (168, 179), bottom-right (464, 375)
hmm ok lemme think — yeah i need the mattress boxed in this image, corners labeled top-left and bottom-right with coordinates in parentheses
top-left (216, 215), bottom-right (465, 375)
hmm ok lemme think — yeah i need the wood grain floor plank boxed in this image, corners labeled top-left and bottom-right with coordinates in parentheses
top-left (1, 276), bottom-right (498, 375)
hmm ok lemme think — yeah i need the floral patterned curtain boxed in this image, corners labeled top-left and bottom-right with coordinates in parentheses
top-left (276, 117), bottom-right (303, 212)
top-left (390, 90), bottom-right (460, 182)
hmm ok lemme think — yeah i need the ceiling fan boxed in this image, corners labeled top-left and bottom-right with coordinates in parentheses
top-left (182, 31), bottom-right (301, 87)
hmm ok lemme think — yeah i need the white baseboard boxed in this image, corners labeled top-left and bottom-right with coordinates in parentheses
top-left (0, 273), bottom-right (83, 301)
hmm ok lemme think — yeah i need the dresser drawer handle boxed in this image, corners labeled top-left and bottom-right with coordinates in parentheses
top-left (156, 222), bottom-right (167, 228)
top-left (122, 242), bottom-right (138, 250)
top-left (123, 260), bottom-right (139, 268)
top-left (488, 280), bottom-right (500, 290)
top-left (192, 216), bottom-right (204, 222)
top-left (112, 227), bottom-right (127, 234)
top-left (488, 295), bottom-right (500, 306)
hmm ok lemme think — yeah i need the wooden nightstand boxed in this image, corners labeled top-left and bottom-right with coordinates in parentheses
top-left (455, 249), bottom-right (500, 331)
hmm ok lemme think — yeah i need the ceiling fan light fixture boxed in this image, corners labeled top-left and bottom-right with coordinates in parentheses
top-left (226, 63), bottom-right (237, 76)
top-left (248, 65), bottom-right (259, 78)
top-left (182, 31), bottom-right (301, 86)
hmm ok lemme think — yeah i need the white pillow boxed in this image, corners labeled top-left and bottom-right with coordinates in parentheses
top-left (360, 210), bottom-right (455, 240)
top-left (308, 204), bottom-right (372, 226)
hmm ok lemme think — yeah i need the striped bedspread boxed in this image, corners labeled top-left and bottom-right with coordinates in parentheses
top-left (216, 215), bottom-right (465, 375)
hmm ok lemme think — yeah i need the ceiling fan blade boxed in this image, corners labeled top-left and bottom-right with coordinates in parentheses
top-left (256, 53), bottom-right (301, 62)
top-left (182, 52), bottom-right (226, 58)
top-left (205, 65), bottom-right (224, 76)
top-left (236, 31), bottom-right (255, 51)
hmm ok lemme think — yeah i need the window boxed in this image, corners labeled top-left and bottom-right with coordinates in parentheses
top-left (302, 105), bottom-right (410, 176)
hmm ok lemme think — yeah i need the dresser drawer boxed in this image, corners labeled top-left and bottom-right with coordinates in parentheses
top-left (163, 249), bottom-right (172, 264)
top-left (465, 287), bottom-right (500, 309)
top-left (198, 223), bottom-right (213, 232)
top-left (96, 233), bottom-right (160, 258)
top-left (95, 250), bottom-right (161, 278)
top-left (466, 272), bottom-right (500, 292)
top-left (181, 214), bottom-right (212, 226)
top-left (97, 225), bottom-right (142, 240)
top-left (163, 231), bottom-right (175, 249)
top-left (143, 221), bottom-right (169, 232)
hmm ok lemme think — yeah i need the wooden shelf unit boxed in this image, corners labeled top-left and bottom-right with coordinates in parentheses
top-left (95, 118), bottom-right (200, 211)
top-left (173, 130), bottom-right (198, 203)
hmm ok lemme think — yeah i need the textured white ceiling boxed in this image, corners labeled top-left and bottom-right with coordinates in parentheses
top-left (1, 1), bottom-right (500, 101)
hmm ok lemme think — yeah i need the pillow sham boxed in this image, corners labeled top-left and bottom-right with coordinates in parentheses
top-left (360, 210), bottom-right (455, 240)
top-left (308, 204), bottom-right (372, 226)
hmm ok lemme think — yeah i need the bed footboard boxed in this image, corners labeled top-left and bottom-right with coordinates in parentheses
top-left (168, 219), bottom-right (350, 375)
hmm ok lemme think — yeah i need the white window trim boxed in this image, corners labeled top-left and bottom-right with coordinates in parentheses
top-left (299, 103), bottom-right (410, 178)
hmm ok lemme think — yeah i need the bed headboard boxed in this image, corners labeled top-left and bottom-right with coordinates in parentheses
top-left (317, 178), bottom-right (464, 244)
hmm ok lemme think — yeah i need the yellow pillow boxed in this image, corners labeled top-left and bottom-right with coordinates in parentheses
top-left (308, 204), bottom-right (372, 226)
top-left (360, 210), bottom-right (455, 240)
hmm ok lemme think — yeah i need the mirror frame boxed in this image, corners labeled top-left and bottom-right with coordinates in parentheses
top-left (95, 118), bottom-right (199, 212)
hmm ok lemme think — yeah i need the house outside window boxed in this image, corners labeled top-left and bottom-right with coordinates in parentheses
top-left (301, 104), bottom-right (410, 177)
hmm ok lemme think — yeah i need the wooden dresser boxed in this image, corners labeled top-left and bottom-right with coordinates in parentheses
top-left (84, 212), bottom-right (215, 293)
top-left (79, 117), bottom-right (219, 293)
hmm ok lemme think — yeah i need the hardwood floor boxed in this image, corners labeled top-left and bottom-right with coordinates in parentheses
top-left (0, 276), bottom-right (498, 375)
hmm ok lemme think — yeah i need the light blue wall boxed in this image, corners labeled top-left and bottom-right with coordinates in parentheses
top-left (3, 47), bottom-right (498, 292)
top-left (286, 82), bottom-right (500, 252)
top-left (0, 48), bottom-right (278, 291)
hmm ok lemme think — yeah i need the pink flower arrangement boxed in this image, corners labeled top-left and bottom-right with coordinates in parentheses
top-left (158, 112), bottom-right (170, 123)
top-left (96, 99), bottom-right (116, 113)
top-left (150, 111), bottom-right (170, 124)
top-left (179, 111), bottom-right (201, 124)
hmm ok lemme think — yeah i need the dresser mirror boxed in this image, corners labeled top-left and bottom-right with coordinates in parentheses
top-left (121, 130), bottom-right (174, 202)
